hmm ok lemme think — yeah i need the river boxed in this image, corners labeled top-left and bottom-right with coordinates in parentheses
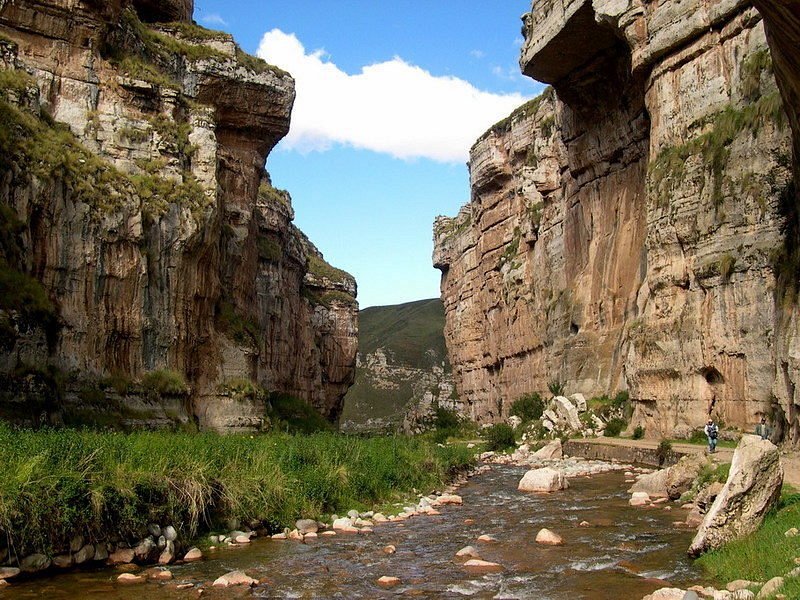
top-left (3, 464), bottom-right (701, 599)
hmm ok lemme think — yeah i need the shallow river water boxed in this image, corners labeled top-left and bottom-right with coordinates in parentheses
top-left (4, 465), bottom-right (702, 599)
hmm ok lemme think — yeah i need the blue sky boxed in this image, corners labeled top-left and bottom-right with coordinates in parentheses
top-left (194, 1), bottom-right (544, 307)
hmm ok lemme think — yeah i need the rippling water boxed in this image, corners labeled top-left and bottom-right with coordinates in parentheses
top-left (3, 465), bottom-right (701, 599)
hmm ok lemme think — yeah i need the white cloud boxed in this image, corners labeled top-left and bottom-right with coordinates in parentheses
top-left (257, 30), bottom-right (529, 163)
top-left (470, 49), bottom-right (485, 59)
top-left (201, 13), bottom-right (228, 27)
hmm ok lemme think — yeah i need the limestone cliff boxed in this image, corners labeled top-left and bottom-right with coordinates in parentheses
top-left (0, 0), bottom-right (357, 431)
top-left (435, 0), bottom-right (799, 442)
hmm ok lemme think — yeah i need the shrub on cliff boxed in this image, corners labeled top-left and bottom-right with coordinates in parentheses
top-left (141, 369), bottom-right (189, 395)
top-left (511, 393), bottom-right (544, 422)
top-left (604, 418), bottom-right (627, 437)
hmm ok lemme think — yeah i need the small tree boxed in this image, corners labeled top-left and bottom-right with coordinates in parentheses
top-left (510, 393), bottom-right (544, 422)
top-left (483, 423), bottom-right (516, 452)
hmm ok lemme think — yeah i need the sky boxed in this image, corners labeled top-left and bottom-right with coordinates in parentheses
top-left (194, 1), bottom-right (545, 308)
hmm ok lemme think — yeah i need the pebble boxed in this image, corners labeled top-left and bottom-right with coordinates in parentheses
top-left (383, 545), bottom-right (396, 554)
top-left (535, 528), bottom-right (563, 545)
top-left (785, 527), bottom-right (798, 537)
top-left (212, 570), bottom-right (258, 588)
top-left (304, 532), bottom-right (318, 539)
top-left (321, 531), bottom-right (337, 537)
top-left (436, 494), bottom-right (463, 506)
top-left (477, 534), bottom-right (497, 543)
top-left (377, 576), bottom-right (400, 588)
top-left (117, 573), bottom-right (144, 584)
top-left (183, 547), bottom-right (203, 561)
top-left (455, 546), bottom-right (480, 558)
top-left (463, 559), bottom-right (503, 573)
top-left (579, 521), bottom-right (590, 527)
top-left (463, 519), bottom-right (475, 525)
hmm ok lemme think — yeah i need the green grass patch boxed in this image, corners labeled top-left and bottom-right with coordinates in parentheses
top-left (0, 424), bottom-right (475, 557)
top-left (267, 393), bottom-right (333, 434)
top-left (307, 254), bottom-right (353, 285)
top-left (141, 369), bottom-right (189, 396)
top-left (216, 301), bottom-right (260, 347)
top-left (696, 490), bottom-right (800, 588)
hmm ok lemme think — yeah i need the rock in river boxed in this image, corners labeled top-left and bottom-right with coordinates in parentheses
top-left (518, 467), bottom-right (569, 492)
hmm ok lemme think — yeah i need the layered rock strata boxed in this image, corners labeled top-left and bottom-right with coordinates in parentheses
top-left (435, 0), bottom-right (797, 440)
top-left (0, 0), bottom-right (357, 431)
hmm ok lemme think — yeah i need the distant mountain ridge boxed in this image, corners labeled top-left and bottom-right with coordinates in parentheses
top-left (340, 299), bottom-right (456, 433)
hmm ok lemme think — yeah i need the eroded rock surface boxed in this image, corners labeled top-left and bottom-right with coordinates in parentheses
top-left (0, 0), bottom-right (357, 431)
top-left (435, 0), bottom-right (797, 440)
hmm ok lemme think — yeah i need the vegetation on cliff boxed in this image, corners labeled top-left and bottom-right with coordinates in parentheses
top-left (0, 424), bottom-right (474, 558)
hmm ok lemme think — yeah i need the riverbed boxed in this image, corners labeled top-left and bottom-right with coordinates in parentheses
top-left (2, 464), bottom-right (701, 599)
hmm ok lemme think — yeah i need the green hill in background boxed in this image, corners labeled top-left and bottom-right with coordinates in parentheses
top-left (340, 298), bottom-right (453, 433)
top-left (358, 298), bottom-right (449, 369)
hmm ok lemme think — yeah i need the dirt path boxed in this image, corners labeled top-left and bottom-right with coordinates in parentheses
top-left (571, 437), bottom-right (800, 487)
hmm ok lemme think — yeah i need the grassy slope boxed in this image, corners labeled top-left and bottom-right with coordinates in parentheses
top-left (0, 424), bottom-right (474, 557)
top-left (358, 298), bottom-right (448, 369)
top-left (341, 298), bottom-right (449, 428)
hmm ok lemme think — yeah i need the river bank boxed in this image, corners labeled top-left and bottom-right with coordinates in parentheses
top-left (0, 462), bottom-right (702, 598)
top-left (0, 425), bottom-right (474, 582)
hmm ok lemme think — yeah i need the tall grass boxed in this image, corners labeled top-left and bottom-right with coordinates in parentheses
top-left (0, 424), bottom-right (474, 558)
top-left (696, 489), bottom-right (800, 590)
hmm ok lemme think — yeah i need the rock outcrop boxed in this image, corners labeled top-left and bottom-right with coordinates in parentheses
top-left (688, 434), bottom-right (782, 556)
top-left (0, 0), bottom-right (357, 431)
top-left (434, 0), bottom-right (798, 441)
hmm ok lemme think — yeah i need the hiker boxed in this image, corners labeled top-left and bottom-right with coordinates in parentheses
top-left (755, 416), bottom-right (771, 440)
top-left (704, 418), bottom-right (718, 453)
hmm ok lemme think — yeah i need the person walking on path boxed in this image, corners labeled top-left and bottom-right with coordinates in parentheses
top-left (755, 416), bottom-right (771, 440)
top-left (705, 418), bottom-right (718, 453)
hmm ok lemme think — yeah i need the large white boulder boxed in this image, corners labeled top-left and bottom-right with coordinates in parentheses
top-left (569, 393), bottom-right (587, 412)
top-left (688, 435), bottom-right (783, 556)
top-left (532, 439), bottom-right (563, 460)
top-left (518, 467), bottom-right (569, 492)
top-left (553, 396), bottom-right (582, 431)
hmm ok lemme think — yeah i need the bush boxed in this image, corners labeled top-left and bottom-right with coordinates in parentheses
top-left (656, 440), bottom-right (674, 466)
top-left (604, 418), bottom-right (627, 437)
top-left (483, 423), bottom-right (516, 452)
top-left (510, 393), bottom-right (544, 422)
top-left (548, 380), bottom-right (565, 396)
top-left (632, 425), bottom-right (645, 440)
top-left (267, 393), bottom-right (333, 434)
top-left (689, 428), bottom-right (707, 444)
top-left (141, 369), bottom-right (189, 395)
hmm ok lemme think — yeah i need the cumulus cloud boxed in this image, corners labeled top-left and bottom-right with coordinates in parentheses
top-left (256, 30), bottom-right (529, 163)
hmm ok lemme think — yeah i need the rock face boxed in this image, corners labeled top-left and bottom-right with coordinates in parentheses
top-left (0, 1), bottom-right (357, 431)
top-left (434, 0), bottom-right (798, 441)
top-left (688, 435), bottom-right (783, 556)
top-left (340, 299), bottom-right (455, 433)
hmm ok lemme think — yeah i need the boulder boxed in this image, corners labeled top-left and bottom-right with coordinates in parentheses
top-left (69, 535), bottom-right (84, 553)
top-left (569, 393), bottom-right (587, 412)
top-left (629, 468), bottom-right (670, 498)
top-left (532, 439), bottom-right (563, 460)
top-left (518, 467), bottom-right (569, 492)
top-left (117, 573), bottom-right (144, 584)
top-left (20, 554), bottom-right (51, 572)
top-left (756, 576), bottom-right (784, 598)
top-left (665, 454), bottom-right (707, 500)
top-left (0, 567), bottom-right (20, 581)
top-left (629, 492), bottom-right (651, 506)
top-left (535, 528), bottom-right (563, 545)
top-left (183, 547), bottom-right (202, 561)
top-left (53, 555), bottom-right (73, 569)
top-left (163, 525), bottom-right (178, 542)
top-left (74, 544), bottom-right (95, 564)
top-left (689, 435), bottom-right (783, 557)
top-left (109, 548), bottom-right (135, 564)
top-left (212, 570), bottom-right (258, 587)
top-left (134, 537), bottom-right (157, 561)
top-left (508, 415), bottom-right (523, 429)
top-left (437, 494), bottom-right (463, 505)
top-left (553, 396), bottom-right (582, 431)
top-left (332, 518), bottom-right (358, 533)
top-left (158, 541), bottom-right (175, 564)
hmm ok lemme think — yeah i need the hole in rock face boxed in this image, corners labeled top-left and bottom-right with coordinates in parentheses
top-left (570, 322), bottom-right (580, 335)
top-left (701, 367), bottom-right (724, 385)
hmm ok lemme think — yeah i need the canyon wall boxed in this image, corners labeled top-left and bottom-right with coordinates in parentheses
top-left (435, 0), bottom-right (799, 441)
top-left (0, 0), bottom-right (357, 431)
